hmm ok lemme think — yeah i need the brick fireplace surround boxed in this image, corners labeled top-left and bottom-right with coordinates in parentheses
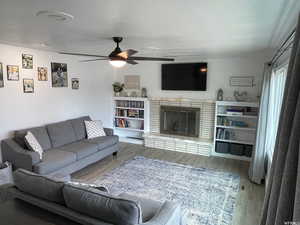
top-left (144, 98), bottom-right (215, 156)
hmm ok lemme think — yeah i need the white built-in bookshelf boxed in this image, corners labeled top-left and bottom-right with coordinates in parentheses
top-left (113, 97), bottom-right (149, 144)
top-left (213, 101), bottom-right (259, 161)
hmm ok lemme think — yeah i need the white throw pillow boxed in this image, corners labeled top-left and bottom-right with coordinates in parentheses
top-left (24, 131), bottom-right (43, 160)
top-left (85, 120), bottom-right (106, 139)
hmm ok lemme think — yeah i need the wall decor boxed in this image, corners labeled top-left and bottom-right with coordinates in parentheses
top-left (0, 63), bottom-right (3, 88)
top-left (71, 78), bottom-right (79, 89)
top-left (230, 76), bottom-right (254, 87)
top-left (22, 54), bottom-right (33, 69)
top-left (7, 65), bottom-right (19, 81)
top-left (124, 75), bottom-right (140, 89)
top-left (23, 79), bottom-right (34, 93)
top-left (38, 67), bottom-right (48, 81)
top-left (51, 62), bottom-right (68, 87)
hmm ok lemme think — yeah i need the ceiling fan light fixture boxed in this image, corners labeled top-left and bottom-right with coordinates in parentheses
top-left (109, 60), bottom-right (126, 68)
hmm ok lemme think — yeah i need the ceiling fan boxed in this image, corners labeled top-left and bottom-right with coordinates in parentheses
top-left (59, 37), bottom-right (174, 68)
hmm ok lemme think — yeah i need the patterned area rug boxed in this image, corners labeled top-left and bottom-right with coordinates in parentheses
top-left (93, 156), bottom-right (240, 225)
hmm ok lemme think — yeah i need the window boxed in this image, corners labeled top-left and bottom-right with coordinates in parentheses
top-left (265, 65), bottom-right (287, 163)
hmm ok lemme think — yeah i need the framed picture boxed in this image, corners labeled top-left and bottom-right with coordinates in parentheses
top-left (38, 67), bottom-right (48, 81)
top-left (71, 78), bottom-right (79, 89)
top-left (22, 54), bottom-right (33, 69)
top-left (23, 79), bottom-right (34, 93)
top-left (124, 75), bottom-right (140, 89)
top-left (7, 65), bottom-right (19, 81)
top-left (51, 62), bottom-right (68, 87)
top-left (0, 62), bottom-right (3, 88)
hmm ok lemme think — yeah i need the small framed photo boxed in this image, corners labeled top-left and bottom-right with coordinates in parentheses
top-left (0, 62), bottom-right (4, 88)
top-left (23, 79), bottom-right (34, 93)
top-left (71, 78), bottom-right (79, 89)
top-left (7, 65), bottom-right (19, 81)
top-left (22, 54), bottom-right (33, 69)
top-left (38, 67), bottom-right (48, 81)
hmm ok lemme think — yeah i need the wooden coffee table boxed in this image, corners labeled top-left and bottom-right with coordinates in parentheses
top-left (0, 199), bottom-right (80, 225)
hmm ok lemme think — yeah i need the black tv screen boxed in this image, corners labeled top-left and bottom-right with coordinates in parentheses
top-left (161, 63), bottom-right (207, 91)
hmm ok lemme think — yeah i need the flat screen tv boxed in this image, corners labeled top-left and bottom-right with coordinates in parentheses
top-left (161, 62), bottom-right (207, 91)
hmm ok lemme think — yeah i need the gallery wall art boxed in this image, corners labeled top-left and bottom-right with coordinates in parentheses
top-left (38, 67), bottom-right (48, 81)
top-left (22, 54), bottom-right (33, 69)
top-left (71, 78), bottom-right (79, 89)
top-left (23, 79), bottom-right (34, 93)
top-left (51, 62), bottom-right (68, 87)
top-left (0, 63), bottom-right (3, 88)
top-left (7, 65), bottom-right (19, 81)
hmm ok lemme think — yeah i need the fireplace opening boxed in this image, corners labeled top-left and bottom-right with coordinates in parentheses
top-left (160, 106), bottom-right (200, 137)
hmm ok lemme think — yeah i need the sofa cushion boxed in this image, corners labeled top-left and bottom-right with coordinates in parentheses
top-left (47, 121), bottom-right (77, 148)
top-left (69, 116), bottom-right (91, 141)
top-left (15, 126), bottom-right (52, 150)
top-left (84, 135), bottom-right (119, 151)
top-left (63, 183), bottom-right (142, 225)
top-left (59, 141), bottom-right (98, 160)
top-left (119, 193), bottom-right (163, 222)
top-left (13, 169), bottom-right (65, 204)
top-left (33, 149), bottom-right (76, 175)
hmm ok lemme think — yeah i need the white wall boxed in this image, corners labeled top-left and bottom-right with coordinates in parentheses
top-left (0, 43), bottom-right (116, 142)
top-left (115, 52), bottom-right (270, 101)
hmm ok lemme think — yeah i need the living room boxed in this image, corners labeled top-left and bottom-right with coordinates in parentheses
top-left (0, 1), bottom-right (300, 225)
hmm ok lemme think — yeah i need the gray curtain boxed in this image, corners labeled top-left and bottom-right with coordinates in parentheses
top-left (260, 13), bottom-right (300, 225)
top-left (249, 64), bottom-right (272, 184)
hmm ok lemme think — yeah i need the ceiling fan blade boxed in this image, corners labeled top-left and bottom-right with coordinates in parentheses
top-left (117, 49), bottom-right (138, 59)
top-left (128, 56), bottom-right (174, 61)
top-left (80, 58), bottom-right (108, 62)
top-left (126, 60), bottom-right (138, 65)
top-left (59, 52), bottom-right (108, 58)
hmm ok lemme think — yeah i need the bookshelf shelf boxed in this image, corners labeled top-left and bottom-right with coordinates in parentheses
top-left (113, 97), bottom-right (149, 144)
top-left (213, 101), bottom-right (259, 161)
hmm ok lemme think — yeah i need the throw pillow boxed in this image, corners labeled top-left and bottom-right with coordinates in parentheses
top-left (85, 120), bottom-right (106, 139)
top-left (24, 131), bottom-right (43, 160)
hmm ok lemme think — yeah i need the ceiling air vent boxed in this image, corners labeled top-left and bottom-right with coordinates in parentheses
top-left (36, 10), bottom-right (74, 22)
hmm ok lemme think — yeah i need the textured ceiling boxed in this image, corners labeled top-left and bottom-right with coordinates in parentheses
top-left (0, 0), bottom-right (299, 58)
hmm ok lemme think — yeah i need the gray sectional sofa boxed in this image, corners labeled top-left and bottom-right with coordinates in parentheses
top-left (1, 116), bottom-right (119, 176)
top-left (7, 169), bottom-right (182, 225)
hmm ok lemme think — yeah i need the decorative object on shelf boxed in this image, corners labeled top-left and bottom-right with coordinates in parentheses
top-left (23, 79), bottom-right (34, 93)
top-left (7, 65), bottom-right (19, 81)
top-left (217, 88), bottom-right (223, 101)
top-left (141, 87), bottom-right (147, 98)
top-left (130, 91), bottom-right (138, 97)
top-left (22, 54), bottom-right (33, 69)
top-left (124, 75), bottom-right (140, 89)
top-left (112, 82), bottom-right (124, 96)
top-left (0, 62), bottom-right (3, 88)
top-left (120, 90), bottom-right (128, 97)
top-left (37, 67), bottom-right (48, 81)
top-left (230, 76), bottom-right (254, 87)
top-left (51, 62), bottom-right (68, 87)
top-left (233, 90), bottom-right (248, 101)
top-left (71, 78), bottom-right (79, 89)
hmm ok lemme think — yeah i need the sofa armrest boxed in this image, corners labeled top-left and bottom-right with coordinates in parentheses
top-left (142, 201), bottom-right (183, 225)
top-left (1, 139), bottom-right (40, 171)
top-left (104, 128), bottom-right (114, 136)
